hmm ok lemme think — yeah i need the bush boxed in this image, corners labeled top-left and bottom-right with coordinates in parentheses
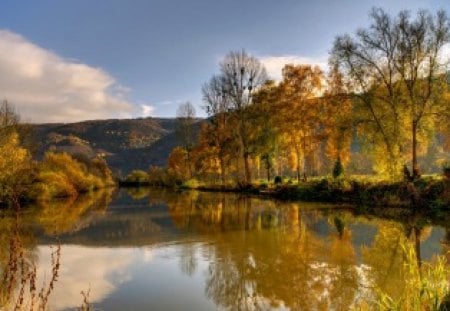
top-left (33, 171), bottom-right (77, 200)
top-left (147, 166), bottom-right (180, 187)
top-left (274, 176), bottom-right (283, 185)
top-left (125, 170), bottom-right (149, 183)
top-left (41, 152), bottom-right (96, 192)
top-left (259, 182), bottom-right (268, 189)
top-left (182, 178), bottom-right (201, 189)
top-left (332, 157), bottom-right (344, 179)
top-left (443, 162), bottom-right (450, 179)
top-left (30, 152), bottom-right (113, 201)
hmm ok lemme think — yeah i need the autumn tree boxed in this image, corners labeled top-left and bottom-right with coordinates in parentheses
top-left (218, 49), bottom-right (268, 184)
top-left (276, 64), bottom-right (324, 181)
top-left (252, 80), bottom-right (280, 182)
top-left (331, 8), bottom-right (450, 178)
top-left (0, 101), bottom-right (32, 205)
top-left (324, 64), bottom-right (353, 173)
top-left (168, 146), bottom-right (190, 182)
top-left (201, 75), bottom-right (236, 185)
top-left (0, 100), bottom-right (19, 141)
top-left (175, 102), bottom-right (197, 178)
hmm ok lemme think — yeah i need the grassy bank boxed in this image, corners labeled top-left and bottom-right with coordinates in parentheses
top-left (140, 175), bottom-right (450, 209)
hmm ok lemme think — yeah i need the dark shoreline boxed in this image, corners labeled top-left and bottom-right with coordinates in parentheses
top-left (120, 177), bottom-right (450, 209)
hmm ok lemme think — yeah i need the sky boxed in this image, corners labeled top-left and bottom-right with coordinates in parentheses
top-left (0, 0), bottom-right (449, 123)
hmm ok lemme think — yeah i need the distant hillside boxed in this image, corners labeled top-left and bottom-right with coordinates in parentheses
top-left (32, 117), bottom-right (200, 176)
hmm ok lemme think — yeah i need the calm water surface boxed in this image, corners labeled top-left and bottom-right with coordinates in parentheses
top-left (1, 188), bottom-right (448, 310)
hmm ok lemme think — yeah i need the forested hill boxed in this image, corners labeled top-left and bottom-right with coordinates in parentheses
top-left (32, 117), bottom-right (198, 176)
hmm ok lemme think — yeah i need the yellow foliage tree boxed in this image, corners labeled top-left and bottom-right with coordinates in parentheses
top-left (168, 146), bottom-right (190, 181)
top-left (277, 64), bottom-right (325, 181)
top-left (0, 131), bottom-right (31, 204)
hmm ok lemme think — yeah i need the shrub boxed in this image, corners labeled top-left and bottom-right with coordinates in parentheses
top-left (125, 170), bottom-right (149, 183)
top-left (147, 166), bottom-right (179, 187)
top-left (41, 152), bottom-right (93, 192)
top-left (34, 171), bottom-right (77, 200)
top-left (274, 176), bottom-right (283, 185)
top-left (182, 178), bottom-right (200, 189)
top-left (443, 162), bottom-right (450, 179)
top-left (31, 152), bottom-right (113, 201)
top-left (332, 157), bottom-right (344, 179)
top-left (259, 182), bottom-right (268, 189)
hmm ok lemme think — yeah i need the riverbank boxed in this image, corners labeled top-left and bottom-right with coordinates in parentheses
top-left (165, 176), bottom-right (450, 209)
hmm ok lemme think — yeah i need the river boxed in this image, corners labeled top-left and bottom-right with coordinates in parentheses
top-left (1, 188), bottom-right (448, 310)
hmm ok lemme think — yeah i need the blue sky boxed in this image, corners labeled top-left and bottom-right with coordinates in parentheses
top-left (0, 0), bottom-right (448, 122)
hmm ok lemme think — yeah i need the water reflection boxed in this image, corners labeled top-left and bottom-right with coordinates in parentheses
top-left (0, 188), bottom-right (448, 310)
top-left (0, 188), bottom-right (112, 310)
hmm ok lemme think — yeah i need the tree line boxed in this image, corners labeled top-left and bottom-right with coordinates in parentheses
top-left (163, 8), bottom-right (450, 186)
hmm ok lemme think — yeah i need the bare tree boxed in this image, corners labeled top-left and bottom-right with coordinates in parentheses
top-left (331, 8), bottom-right (450, 178)
top-left (202, 75), bottom-right (233, 185)
top-left (0, 100), bottom-right (19, 141)
top-left (219, 49), bottom-right (268, 184)
top-left (176, 101), bottom-right (197, 178)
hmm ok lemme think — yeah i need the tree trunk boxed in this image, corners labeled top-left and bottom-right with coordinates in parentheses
top-left (219, 155), bottom-right (226, 186)
top-left (267, 167), bottom-right (271, 183)
top-left (412, 120), bottom-right (419, 179)
top-left (186, 150), bottom-right (192, 179)
top-left (296, 150), bottom-right (301, 183)
top-left (243, 153), bottom-right (251, 184)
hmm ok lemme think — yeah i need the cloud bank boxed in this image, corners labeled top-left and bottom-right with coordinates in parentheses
top-left (36, 245), bottom-right (139, 310)
top-left (0, 30), bottom-right (151, 123)
top-left (260, 55), bottom-right (327, 81)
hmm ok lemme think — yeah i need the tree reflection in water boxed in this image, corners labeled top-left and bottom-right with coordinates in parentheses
top-left (158, 190), bottom-right (449, 310)
top-left (0, 211), bottom-right (61, 310)
top-left (0, 188), bottom-right (112, 310)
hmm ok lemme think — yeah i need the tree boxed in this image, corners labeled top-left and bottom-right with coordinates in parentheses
top-left (276, 64), bottom-right (324, 181)
top-left (0, 132), bottom-right (31, 205)
top-left (0, 100), bottom-right (19, 143)
top-left (331, 8), bottom-right (450, 178)
top-left (252, 80), bottom-right (280, 182)
top-left (324, 64), bottom-right (353, 170)
top-left (168, 146), bottom-right (190, 181)
top-left (0, 101), bottom-right (32, 205)
top-left (201, 75), bottom-right (236, 185)
top-left (219, 49), bottom-right (268, 184)
top-left (175, 102), bottom-right (197, 178)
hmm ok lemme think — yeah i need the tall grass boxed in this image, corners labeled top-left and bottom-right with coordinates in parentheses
top-left (355, 240), bottom-right (450, 310)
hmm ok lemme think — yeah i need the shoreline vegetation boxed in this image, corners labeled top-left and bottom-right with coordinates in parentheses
top-left (119, 171), bottom-right (450, 209)
top-left (0, 101), bottom-right (115, 208)
top-left (0, 150), bottom-right (115, 208)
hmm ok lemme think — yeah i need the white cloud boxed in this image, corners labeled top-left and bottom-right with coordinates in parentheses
top-left (0, 30), bottom-right (136, 123)
top-left (260, 55), bottom-right (327, 81)
top-left (34, 245), bottom-right (139, 310)
top-left (140, 104), bottom-right (155, 117)
top-left (439, 43), bottom-right (450, 68)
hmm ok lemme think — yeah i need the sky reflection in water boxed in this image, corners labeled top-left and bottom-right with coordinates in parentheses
top-left (2, 188), bottom-right (448, 310)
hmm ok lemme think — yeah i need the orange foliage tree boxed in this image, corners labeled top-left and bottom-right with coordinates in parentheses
top-left (276, 64), bottom-right (325, 181)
